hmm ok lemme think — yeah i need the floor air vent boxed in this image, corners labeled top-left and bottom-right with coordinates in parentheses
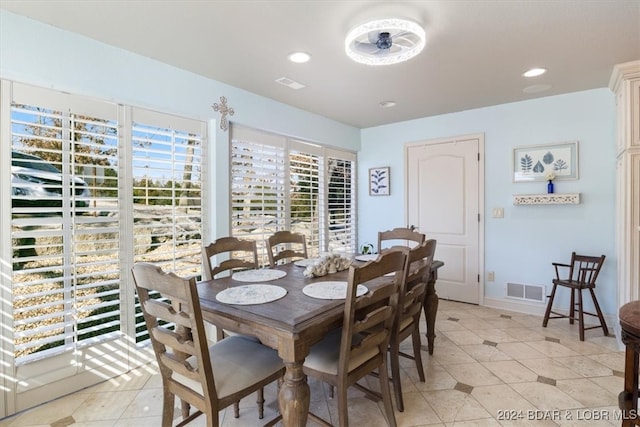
top-left (506, 282), bottom-right (545, 302)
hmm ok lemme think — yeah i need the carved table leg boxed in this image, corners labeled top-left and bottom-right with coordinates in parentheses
top-left (279, 360), bottom-right (310, 427)
top-left (423, 277), bottom-right (438, 355)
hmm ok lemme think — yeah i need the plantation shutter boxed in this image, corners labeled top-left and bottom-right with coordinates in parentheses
top-left (10, 83), bottom-right (120, 365)
top-left (130, 107), bottom-right (205, 343)
top-left (289, 140), bottom-right (322, 257)
top-left (230, 125), bottom-right (357, 259)
top-left (325, 149), bottom-right (357, 254)
top-left (230, 127), bottom-right (286, 265)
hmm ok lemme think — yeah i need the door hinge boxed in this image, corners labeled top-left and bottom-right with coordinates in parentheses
top-left (477, 274), bottom-right (480, 283)
top-left (477, 152), bottom-right (480, 161)
top-left (478, 213), bottom-right (480, 222)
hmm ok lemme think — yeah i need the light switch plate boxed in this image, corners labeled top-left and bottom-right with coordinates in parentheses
top-left (492, 208), bottom-right (504, 218)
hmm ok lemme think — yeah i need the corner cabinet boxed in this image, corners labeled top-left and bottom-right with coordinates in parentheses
top-left (610, 60), bottom-right (640, 309)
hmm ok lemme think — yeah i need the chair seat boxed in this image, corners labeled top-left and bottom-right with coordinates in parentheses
top-left (180, 335), bottom-right (284, 400)
top-left (303, 329), bottom-right (378, 376)
top-left (552, 279), bottom-right (595, 289)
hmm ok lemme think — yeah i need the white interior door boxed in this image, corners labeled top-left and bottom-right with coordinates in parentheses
top-left (406, 135), bottom-right (483, 304)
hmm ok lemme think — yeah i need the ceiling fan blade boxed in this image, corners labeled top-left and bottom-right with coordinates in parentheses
top-left (353, 41), bottom-right (381, 55)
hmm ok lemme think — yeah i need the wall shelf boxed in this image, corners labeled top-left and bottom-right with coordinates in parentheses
top-left (513, 193), bottom-right (581, 205)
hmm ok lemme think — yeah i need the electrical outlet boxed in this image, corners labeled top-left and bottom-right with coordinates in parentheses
top-left (487, 271), bottom-right (495, 281)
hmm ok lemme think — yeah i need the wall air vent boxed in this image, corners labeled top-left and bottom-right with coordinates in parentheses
top-left (506, 282), bottom-right (545, 302)
top-left (275, 77), bottom-right (306, 90)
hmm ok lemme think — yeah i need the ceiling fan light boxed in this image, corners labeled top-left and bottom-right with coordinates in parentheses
top-left (345, 18), bottom-right (425, 66)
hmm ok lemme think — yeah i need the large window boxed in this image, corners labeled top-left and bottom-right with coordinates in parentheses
top-left (230, 126), bottom-right (356, 263)
top-left (10, 91), bottom-right (120, 363)
top-left (2, 82), bottom-right (206, 412)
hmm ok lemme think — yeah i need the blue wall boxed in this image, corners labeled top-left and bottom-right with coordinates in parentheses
top-left (360, 89), bottom-right (617, 315)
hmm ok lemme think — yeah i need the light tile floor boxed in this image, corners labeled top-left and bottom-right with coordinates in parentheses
top-left (1, 300), bottom-right (626, 426)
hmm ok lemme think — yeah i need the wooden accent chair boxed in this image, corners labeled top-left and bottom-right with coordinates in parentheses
top-left (302, 250), bottom-right (406, 427)
top-left (542, 252), bottom-right (609, 341)
top-left (377, 227), bottom-right (425, 253)
top-left (131, 263), bottom-right (285, 427)
top-left (388, 239), bottom-right (435, 412)
top-left (266, 230), bottom-right (308, 267)
top-left (203, 236), bottom-right (258, 280)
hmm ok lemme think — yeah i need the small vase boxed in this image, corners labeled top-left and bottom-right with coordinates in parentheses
top-left (547, 180), bottom-right (554, 194)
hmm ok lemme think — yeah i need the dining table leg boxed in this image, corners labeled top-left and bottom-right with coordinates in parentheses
top-left (278, 360), bottom-right (310, 427)
top-left (424, 281), bottom-right (438, 355)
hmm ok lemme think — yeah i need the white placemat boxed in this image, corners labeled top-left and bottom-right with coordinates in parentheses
top-left (302, 281), bottom-right (368, 300)
top-left (294, 258), bottom-right (318, 267)
top-left (354, 254), bottom-right (378, 262)
top-left (216, 284), bottom-right (287, 305)
top-left (231, 269), bottom-right (287, 282)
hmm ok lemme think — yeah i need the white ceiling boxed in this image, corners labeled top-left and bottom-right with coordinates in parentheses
top-left (2, 0), bottom-right (639, 128)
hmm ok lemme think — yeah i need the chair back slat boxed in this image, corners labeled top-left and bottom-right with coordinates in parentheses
top-left (378, 227), bottom-right (425, 253)
top-left (569, 253), bottom-right (606, 286)
top-left (205, 236), bottom-right (259, 279)
top-left (267, 230), bottom-right (308, 267)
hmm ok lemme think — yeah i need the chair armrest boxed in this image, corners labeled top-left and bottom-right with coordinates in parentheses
top-left (552, 262), bottom-right (571, 280)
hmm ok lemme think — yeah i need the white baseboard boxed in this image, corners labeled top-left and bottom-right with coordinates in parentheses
top-left (482, 297), bottom-right (617, 328)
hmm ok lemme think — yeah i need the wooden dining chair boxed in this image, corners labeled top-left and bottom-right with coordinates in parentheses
top-left (203, 236), bottom-right (258, 280)
top-left (388, 239), bottom-right (435, 412)
top-left (542, 252), bottom-right (609, 341)
top-left (266, 230), bottom-right (308, 267)
top-left (131, 263), bottom-right (285, 427)
top-left (377, 227), bottom-right (425, 253)
top-left (203, 236), bottom-right (261, 348)
top-left (302, 250), bottom-right (406, 427)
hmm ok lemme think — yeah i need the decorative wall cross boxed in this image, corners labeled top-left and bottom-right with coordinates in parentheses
top-left (212, 96), bottom-right (235, 131)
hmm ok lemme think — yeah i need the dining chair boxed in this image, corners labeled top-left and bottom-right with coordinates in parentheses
top-left (302, 250), bottom-right (406, 427)
top-left (203, 236), bottom-right (262, 377)
top-left (131, 263), bottom-right (285, 427)
top-left (266, 230), bottom-right (308, 267)
top-left (542, 252), bottom-right (609, 341)
top-left (388, 239), bottom-right (435, 412)
top-left (203, 236), bottom-right (258, 280)
top-left (377, 227), bottom-right (425, 253)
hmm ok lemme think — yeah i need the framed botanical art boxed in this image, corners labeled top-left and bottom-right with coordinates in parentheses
top-left (369, 166), bottom-right (390, 196)
top-left (513, 141), bottom-right (579, 182)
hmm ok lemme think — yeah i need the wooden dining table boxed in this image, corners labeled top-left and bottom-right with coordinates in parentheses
top-left (197, 256), bottom-right (444, 427)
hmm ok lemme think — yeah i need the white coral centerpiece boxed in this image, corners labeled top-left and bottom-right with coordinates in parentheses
top-left (303, 253), bottom-right (352, 278)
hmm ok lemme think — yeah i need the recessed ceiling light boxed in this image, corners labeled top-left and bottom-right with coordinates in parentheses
top-left (523, 68), bottom-right (547, 77)
top-left (288, 52), bottom-right (311, 64)
top-left (379, 101), bottom-right (396, 108)
top-left (345, 18), bottom-right (425, 66)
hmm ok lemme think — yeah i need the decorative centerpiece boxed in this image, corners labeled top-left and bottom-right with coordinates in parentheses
top-left (545, 171), bottom-right (555, 194)
top-left (303, 253), bottom-right (352, 278)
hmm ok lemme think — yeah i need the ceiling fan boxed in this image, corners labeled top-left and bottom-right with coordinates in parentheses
top-left (345, 18), bottom-right (426, 66)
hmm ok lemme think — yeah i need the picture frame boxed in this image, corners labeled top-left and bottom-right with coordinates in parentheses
top-left (369, 166), bottom-right (390, 196)
top-left (513, 141), bottom-right (579, 182)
